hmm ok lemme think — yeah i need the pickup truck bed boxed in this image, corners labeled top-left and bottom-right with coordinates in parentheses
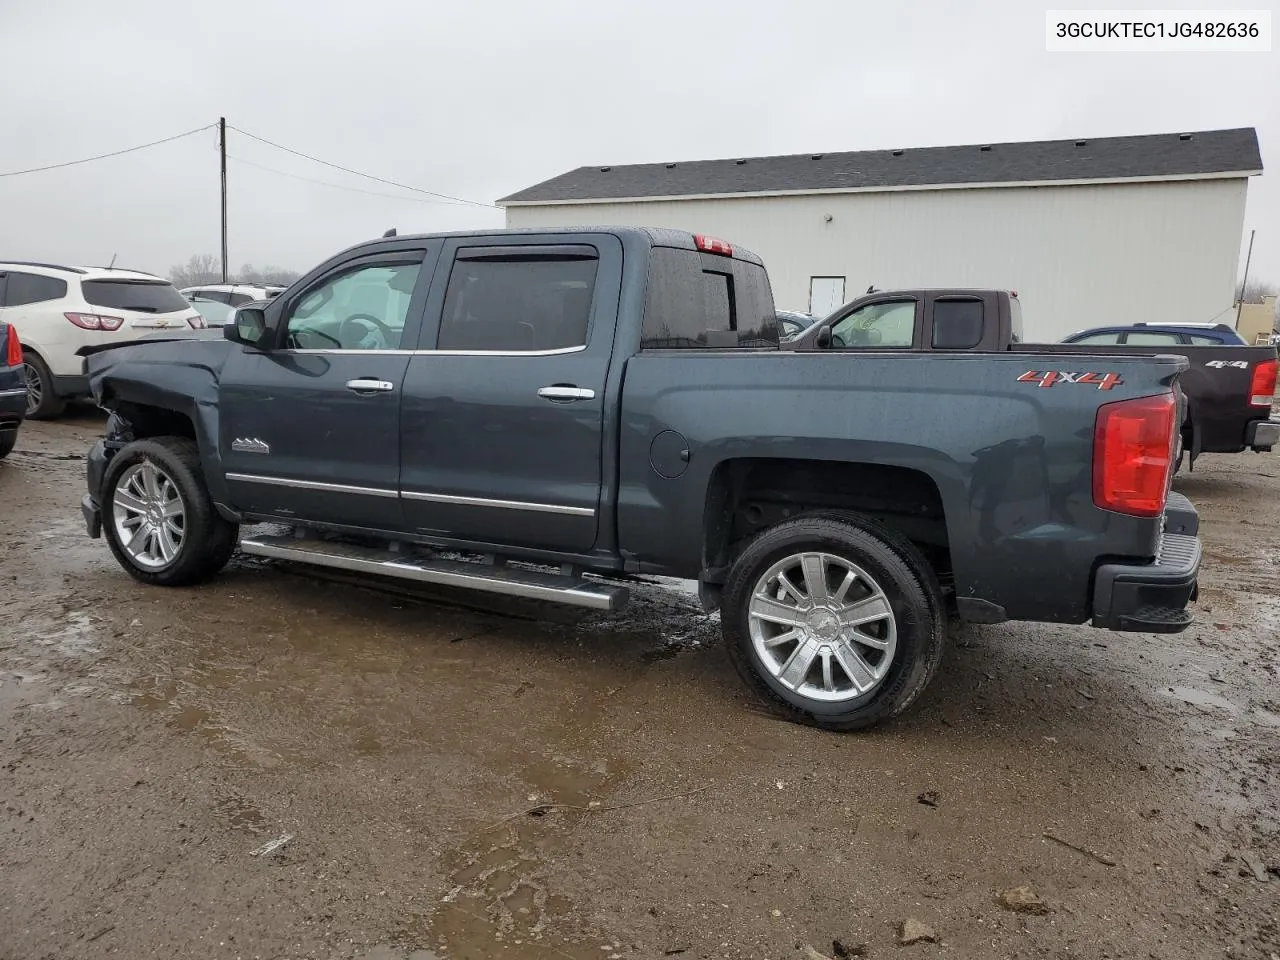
top-left (789, 288), bottom-right (1280, 465)
top-left (77, 227), bottom-right (1201, 732)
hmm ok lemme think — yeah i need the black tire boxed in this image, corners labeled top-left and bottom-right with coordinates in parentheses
top-left (0, 430), bottom-right (15, 460)
top-left (22, 351), bottom-right (66, 420)
top-left (721, 512), bottom-right (945, 732)
top-left (101, 437), bottom-right (238, 586)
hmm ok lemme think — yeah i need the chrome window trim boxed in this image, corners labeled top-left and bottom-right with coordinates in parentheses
top-left (225, 473), bottom-right (400, 499)
top-left (400, 490), bottom-right (595, 517)
top-left (279, 345), bottom-right (588, 357)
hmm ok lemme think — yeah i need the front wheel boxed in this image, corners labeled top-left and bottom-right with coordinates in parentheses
top-left (101, 437), bottom-right (238, 586)
top-left (721, 513), bottom-right (945, 732)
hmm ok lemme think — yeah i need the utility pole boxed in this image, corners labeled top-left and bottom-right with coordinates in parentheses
top-left (219, 117), bottom-right (228, 283)
top-left (1235, 229), bottom-right (1255, 328)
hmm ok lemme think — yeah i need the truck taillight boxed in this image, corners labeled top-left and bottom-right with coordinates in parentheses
top-left (187, 315), bottom-right (206, 329)
top-left (65, 312), bottom-right (123, 331)
top-left (1250, 358), bottom-right (1277, 407)
top-left (1093, 392), bottom-right (1177, 518)
top-left (4, 325), bottom-right (20, 367)
top-left (694, 234), bottom-right (733, 257)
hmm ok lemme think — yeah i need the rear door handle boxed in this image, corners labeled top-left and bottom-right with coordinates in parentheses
top-left (537, 385), bottom-right (596, 402)
top-left (346, 378), bottom-right (395, 394)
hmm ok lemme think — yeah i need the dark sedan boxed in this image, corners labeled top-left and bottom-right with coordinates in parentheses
top-left (1, 320), bottom-right (26, 459)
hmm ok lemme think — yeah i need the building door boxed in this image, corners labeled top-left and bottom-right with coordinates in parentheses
top-left (809, 276), bottom-right (846, 317)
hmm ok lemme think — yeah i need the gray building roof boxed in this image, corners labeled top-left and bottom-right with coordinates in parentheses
top-left (498, 127), bottom-right (1262, 205)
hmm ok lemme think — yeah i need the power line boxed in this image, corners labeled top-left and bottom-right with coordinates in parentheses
top-left (227, 154), bottom-right (476, 206)
top-left (0, 124), bottom-right (214, 178)
top-left (227, 124), bottom-right (498, 209)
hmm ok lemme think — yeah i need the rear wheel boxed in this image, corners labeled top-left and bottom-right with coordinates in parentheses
top-left (721, 513), bottom-right (945, 731)
top-left (101, 437), bottom-right (237, 586)
top-left (22, 351), bottom-right (65, 420)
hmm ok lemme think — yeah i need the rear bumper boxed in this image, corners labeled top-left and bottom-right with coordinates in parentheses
top-left (0, 385), bottom-right (26, 430)
top-left (1246, 419), bottom-right (1279, 451)
top-left (1091, 493), bottom-right (1200, 634)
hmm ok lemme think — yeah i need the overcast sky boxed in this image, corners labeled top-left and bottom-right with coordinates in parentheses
top-left (1, 0), bottom-right (1276, 290)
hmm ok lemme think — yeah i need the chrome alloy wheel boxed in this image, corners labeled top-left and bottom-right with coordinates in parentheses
top-left (747, 551), bottom-right (898, 703)
top-left (112, 461), bottom-right (186, 568)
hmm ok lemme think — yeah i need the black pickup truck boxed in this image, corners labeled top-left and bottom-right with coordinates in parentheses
top-left (78, 228), bottom-right (1200, 731)
top-left (789, 288), bottom-right (1280, 468)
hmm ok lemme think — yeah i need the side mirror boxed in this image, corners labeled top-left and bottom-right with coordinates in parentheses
top-left (815, 326), bottom-right (833, 349)
top-left (225, 307), bottom-right (268, 348)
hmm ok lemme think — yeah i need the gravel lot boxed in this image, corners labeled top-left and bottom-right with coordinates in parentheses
top-left (2, 413), bottom-right (1278, 960)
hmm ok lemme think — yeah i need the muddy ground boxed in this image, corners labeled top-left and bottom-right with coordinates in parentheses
top-left (2, 414), bottom-right (1278, 960)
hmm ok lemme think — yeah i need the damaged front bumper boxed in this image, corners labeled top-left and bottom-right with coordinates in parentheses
top-left (1091, 492), bottom-right (1200, 634)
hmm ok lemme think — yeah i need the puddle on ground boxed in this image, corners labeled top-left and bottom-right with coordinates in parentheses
top-left (1166, 685), bottom-right (1240, 713)
top-left (130, 677), bottom-right (303, 770)
top-left (355, 946), bottom-right (441, 960)
top-left (33, 611), bottom-right (99, 657)
top-left (214, 794), bottom-right (268, 833)
top-left (424, 755), bottom-right (631, 959)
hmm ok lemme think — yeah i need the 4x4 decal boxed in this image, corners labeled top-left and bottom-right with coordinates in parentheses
top-left (1017, 370), bottom-right (1124, 390)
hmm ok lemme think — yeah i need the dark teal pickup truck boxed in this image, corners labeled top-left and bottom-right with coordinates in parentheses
top-left (77, 228), bottom-right (1200, 731)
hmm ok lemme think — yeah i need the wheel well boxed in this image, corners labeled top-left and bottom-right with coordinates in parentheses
top-left (108, 402), bottom-right (197, 442)
top-left (702, 458), bottom-right (951, 585)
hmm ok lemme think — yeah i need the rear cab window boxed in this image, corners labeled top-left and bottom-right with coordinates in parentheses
top-left (82, 279), bottom-right (191, 314)
top-left (641, 247), bottom-right (777, 349)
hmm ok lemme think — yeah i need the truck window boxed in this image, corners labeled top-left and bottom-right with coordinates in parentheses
top-left (641, 247), bottom-right (777, 349)
top-left (1070, 332), bottom-right (1122, 344)
top-left (1125, 331), bottom-right (1182, 345)
top-left (932, 299), bottom-right (983, 349)
top-left (285, 262), bottom-right (421, 351)
top-left (438, 252), bottom-right (598, 352)
top-left (829, 299), bottom-right (915, 349)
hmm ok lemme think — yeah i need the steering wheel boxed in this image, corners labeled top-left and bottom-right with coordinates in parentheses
top-left (339, 313), bottom-right (395, 350)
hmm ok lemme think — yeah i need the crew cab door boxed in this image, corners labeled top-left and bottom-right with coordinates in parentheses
top-left (399, 235), bottom-right (622, 553)
top-left (218, 248), bottom-right (435, 529)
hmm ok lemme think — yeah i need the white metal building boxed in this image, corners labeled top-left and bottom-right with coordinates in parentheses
top-left (499, 128), bottom-right (1262, 341)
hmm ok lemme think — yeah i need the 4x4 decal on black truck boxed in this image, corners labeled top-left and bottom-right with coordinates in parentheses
top-left (1017, 370), bottom-right (1124, 390)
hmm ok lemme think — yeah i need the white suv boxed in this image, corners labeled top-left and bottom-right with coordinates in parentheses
top-left (180, 283), bottom-right (286, 305)
top-left (0, 261), bottom-right (204, 418)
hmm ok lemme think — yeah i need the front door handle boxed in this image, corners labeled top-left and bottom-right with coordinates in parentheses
top-left (346, 378), bottom-right (395, 394)
top-left (537, 385), bottom-right (596, 402)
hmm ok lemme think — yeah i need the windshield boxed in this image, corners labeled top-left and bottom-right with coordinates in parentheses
top-left (82, 279), bottom-right (191, 314)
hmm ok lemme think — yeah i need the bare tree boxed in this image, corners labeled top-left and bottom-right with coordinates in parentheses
top-left (236, 263), bottom-right (301, 286)
top-left (1238, 278), bottom-right (1279, 304)
top-left (168, 254), bottom-right (222, 288)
